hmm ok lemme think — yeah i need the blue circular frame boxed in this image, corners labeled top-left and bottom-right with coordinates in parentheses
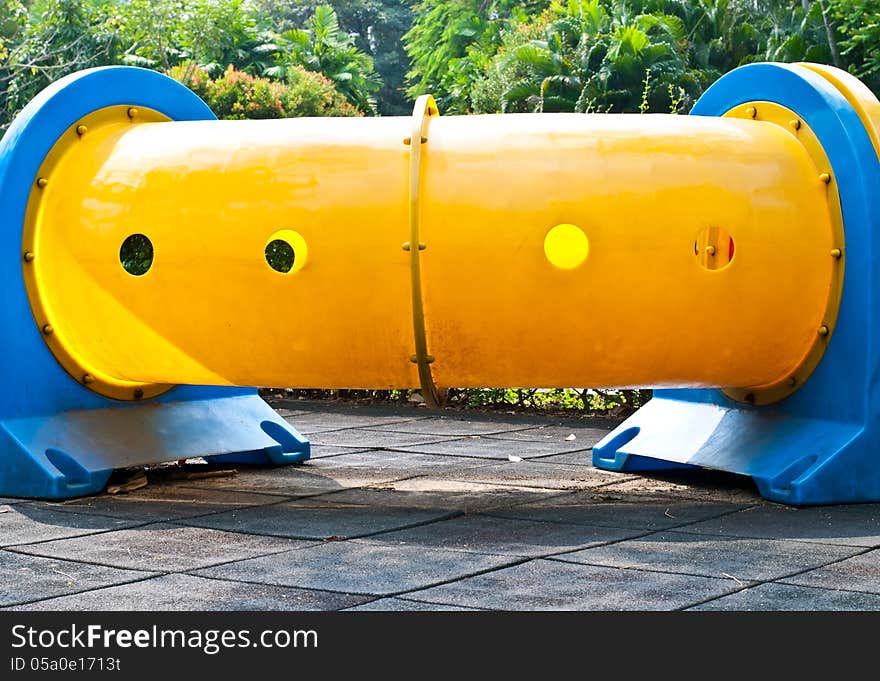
top-left (686, 62), bottom-right (880, 421)
top-left (596, 63), bottom-right (880, 504)
top-left (0, 66), bottom-right (246, 420)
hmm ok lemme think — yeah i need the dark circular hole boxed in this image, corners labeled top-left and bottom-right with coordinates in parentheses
top-left (120, 234), bottom-right (153, 276)
top-left (265, 239), bottom-right (295, 273)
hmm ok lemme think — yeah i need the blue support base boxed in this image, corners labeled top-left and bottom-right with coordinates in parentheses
top-left (0, 67), bottom-right (309, 500)
top-left (594, 63), bottom-right (880, 506)
top-left (0, 392), bottom-right (308, 500)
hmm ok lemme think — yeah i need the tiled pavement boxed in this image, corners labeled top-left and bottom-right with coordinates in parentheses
top-left (2, 399), bottom-right (879, 611)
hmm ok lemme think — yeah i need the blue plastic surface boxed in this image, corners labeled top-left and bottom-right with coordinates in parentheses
top-left (0, 67), bottom-right (309, 499)
top-left (593, 62), bottom-right (880, 505)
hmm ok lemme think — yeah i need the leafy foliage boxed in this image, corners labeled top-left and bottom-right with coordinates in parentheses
top-left (253, 0), bottom-right (413, 114)
top-left (168, 62), bottom-right (360, 119)
top-left (831, 0), bottom-right (880, 93)
top-left (2, 0), bottom-right (122, 126)
top-left (269, 5), bottom-right (382, 114)
top-left (4, 0), bottom-right (880, 412)
top-left (472, 1), bottom-right (701, 114)
top-left (1, 0), bottom-right (381, 131)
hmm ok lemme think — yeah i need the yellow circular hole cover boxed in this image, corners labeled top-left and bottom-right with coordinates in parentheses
top-left (544, 223), bottom-right (589, 270)
top-left (265, 229), bottom-right (308, 274)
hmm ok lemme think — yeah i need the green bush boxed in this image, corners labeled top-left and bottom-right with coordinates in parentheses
top-left (168, 62), bottom-right (360, 119)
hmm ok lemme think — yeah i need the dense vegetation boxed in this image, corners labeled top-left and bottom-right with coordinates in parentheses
top-left (3, 0), bottom-right (879, 129)
top-left (2, 0), bottom-right (878, 412)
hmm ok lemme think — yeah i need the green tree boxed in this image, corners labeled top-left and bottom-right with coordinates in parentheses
top-left (116, 0), bottom-right (277, 76)
top-left (254, 0), bottom-right (413, 114)
top-left (2, 0), bottom-right (122, 132)
top-left (403, 0), bottom-right (552, 112)
top-left (269, 5), bottom-right (382, 114)
top-left (473, 0), bottom-right (699, 114)
top-left (830, 0), bottom-right (880, 93)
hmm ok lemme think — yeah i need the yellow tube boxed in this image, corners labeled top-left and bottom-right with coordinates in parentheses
top-left (23, 105), bottom-right (840, 399)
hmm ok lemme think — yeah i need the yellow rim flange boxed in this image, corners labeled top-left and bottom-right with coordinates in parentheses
top-left (22, 105), bottom-right (175, 402)
top-left (722, 101), bottom-right (845, 406)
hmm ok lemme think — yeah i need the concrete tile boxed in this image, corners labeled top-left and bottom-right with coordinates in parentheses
top-left (782, 549), bottom-right (880, 594)
top-left (554, 530), bottom-right (860, 581)
top-left (489, 492), bottom-right (746, 531)
top-left (34, 486), bottom-right (289, 522)
top-left (193, 541), bottom-right (518, 595)
top-left (486, 424), bottom-right (613, 446)
top-left (441, 460), bottom-right (629, 490)
top-left (273, 407), bottom-right (312, 417)
top-left (282, 411), bottom-right (428, 434)
top-left (689, 583), bottom-right (880, 611)
top-left (346, 597), bottom-right (485, 611)
top-left (364, 417), bottom-right (537, 437)
top-left (370, 514), bottom-right (642, 557)
top-left (180, 498), bottom-right (455, 540)
top-left (409, 559), bottom-right (737, 610)
top-left (0, 551), bottom-right (153, 607)
top-left (11, 574), bottom-right (368, 611)
top-left (176, 456), bottom-right (419, 497)
top-left (305, 450), bottom-right (495, 477)
top-left (682, 504), bottom-right (880, 547)
top-left (395, 437), bottom-right (592, 460)
top-left (532, 452), bottom-right (597, 466)
top-left (309, 445), bottom-right (372, 459)
top-left (598, 469), bottom-right (764, 505)
top-left (322, 479), bottom-right (567, 513)
top-left (0, 503), bottom-right (136, 548)
top-left (12, 523), bottom-right (307, 572)
top-left (310, 428), bottom-right (460, 449)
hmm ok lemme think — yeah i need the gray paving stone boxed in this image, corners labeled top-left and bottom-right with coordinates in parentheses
top-left (485, 424), bottom-right (613, 446)
top-left (10, 574), bottom-right (368, 611)
top-left (529, 452), bottom-right (597, 466)
top-left (554, 530), bottom-right (860, 581)
top-left (309, 445), bottom-right (373, 459)
top-left (682, 504), bottom-right (880, 547)
top-left (177, 456), bottom-right (421, 497)
top-left (0, 503), bottom-right (135, 548)
top-left (408, 558), bottom-right (738, 610)
top-left (35, 486), bottom-right (290, 522)
top-left (488, 492), bottom-right (746, 531)
top-left (180, 497), bottom-right (455, 540)
top-left (12, 523), bottom-right (308, 572)
top-left (689, 582), bottom-right (880, 611)
top-left (781, 549), bottom-right (880, 594)
top-left (369, 514), bottom-right (642, 557)
top-left (345, 597), bottom-right (485, 611)
top-left (193, 541), bottom-right (519, 595)
top-left (600, 470), bottom-right (764, 505)
top-left (364, 418), bottom-right (536, 437)
top-left (305, 450), bottom-right (495, 477)
top-left (310, 428), bottom-right (460, 449)
top-left (0, 550), bottom-right (154, 607)
top-left (395, 437), bottom-right (592, 460)
top-left (442, 460), bottom-right (630, 490)
top-left (322, 479), bottom-right (567, 513)
top-left (273, 407), bottom-right (311, 417)
top-left (282, 411), bottom-right (428, 434)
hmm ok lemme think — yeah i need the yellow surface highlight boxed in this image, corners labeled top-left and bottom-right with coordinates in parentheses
top-left (544, 224), bottom-right (589, 270)
top-left (23, 104), bottom-right (842, 399)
